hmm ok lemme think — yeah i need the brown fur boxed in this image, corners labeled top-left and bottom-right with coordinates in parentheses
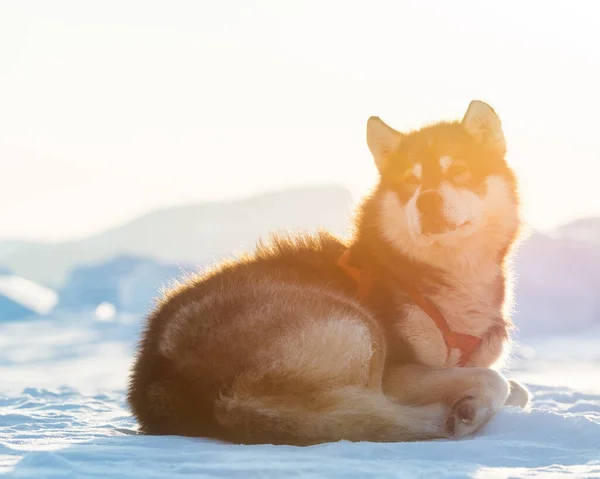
top-left (127, 101), bottom-right (529, 445)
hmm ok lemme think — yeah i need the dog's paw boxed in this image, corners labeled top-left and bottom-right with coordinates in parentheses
top-left (446, 369), bottom-right (510, 439)
top-left (446, 394), bottom-right (493, 438)
top-left (505, 379), bottom-right (530, 408)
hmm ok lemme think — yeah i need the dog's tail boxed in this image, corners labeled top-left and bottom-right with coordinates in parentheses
top-left (214, 382), bottom-right (449, 445)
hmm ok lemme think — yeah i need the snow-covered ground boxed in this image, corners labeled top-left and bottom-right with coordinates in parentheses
top-left (1, 314), bottom-right (599, 478)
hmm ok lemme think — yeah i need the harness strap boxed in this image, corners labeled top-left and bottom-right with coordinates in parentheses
top-left (337, 248), bottom-right (481, 367)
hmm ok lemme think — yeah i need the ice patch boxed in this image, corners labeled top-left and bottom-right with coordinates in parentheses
top-left (0, 276), bottom-right (58, 315)
top-left (95, 302), bottom-right (116, 322)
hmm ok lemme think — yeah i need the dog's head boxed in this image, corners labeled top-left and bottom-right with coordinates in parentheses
top-left (367, 101), bottom-right (520, 259)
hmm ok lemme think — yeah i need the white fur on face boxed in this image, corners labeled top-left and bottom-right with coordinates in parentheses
top-left (405, 186), bottom-right (422, 241)
top-left (439, 180), bottom-right (484, 232)
top-left (412, 163), bottom-right (423, 180)
top-left (480, 175), bottom-right (515, 217)
top-left (439, 156), bottom-right (452, 173)
top-left (380, 190), bottom-right (415, 248)
top-left (379, 175), bottom-right (516, 252)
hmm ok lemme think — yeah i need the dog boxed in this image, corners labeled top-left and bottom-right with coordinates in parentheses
top-left (127, 100), bottom-right (530, 445)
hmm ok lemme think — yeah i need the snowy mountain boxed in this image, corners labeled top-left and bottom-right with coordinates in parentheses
top-left (0, 186), bottom-right (354, 288)
top-left (512, 230), bottom-right (600, 335)
top-left (2, 185), bottom-right (600, 335)
top-left (58, 255), bottom-right (193, 315)
top-left (555, 217), bottom-right (600, 244)
top-left (52, 232), bottom-right (600, 335)
top-left (0, 265), bottom-right (13, 275)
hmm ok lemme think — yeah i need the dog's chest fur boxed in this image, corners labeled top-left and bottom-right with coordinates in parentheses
top-left (393, 261), bottom-right (506, 368)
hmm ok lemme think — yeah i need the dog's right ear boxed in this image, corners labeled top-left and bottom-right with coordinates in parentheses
top-left (366, 116), bottom-right (404, 172)
top-left (462, 100), bottom-right (506, 155)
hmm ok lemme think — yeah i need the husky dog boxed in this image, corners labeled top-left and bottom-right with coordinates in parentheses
top-left (128, 100), bottom-right (529, 445)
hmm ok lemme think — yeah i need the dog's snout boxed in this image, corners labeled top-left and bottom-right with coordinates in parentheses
top-left (416, 191), bottom-right (443, 214)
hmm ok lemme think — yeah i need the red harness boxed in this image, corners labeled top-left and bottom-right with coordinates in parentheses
top-left (337, 248), bottom-right (481, 367)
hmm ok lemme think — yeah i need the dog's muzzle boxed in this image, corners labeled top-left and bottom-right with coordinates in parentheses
top-left (416, 191), bottom-right (450, 235)
top-left (416, 190), bottom-right (471, 235)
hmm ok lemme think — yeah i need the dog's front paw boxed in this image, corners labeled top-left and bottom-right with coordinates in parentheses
top-left (505, 379), bottom-right (530, 408)
top-left (446, 394), bottom-right (494, 438)
top-left (446, 369), bottom-right (510, 439)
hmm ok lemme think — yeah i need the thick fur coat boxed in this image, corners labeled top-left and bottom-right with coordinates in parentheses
top-left (127, 101), bottom-right (529, 445)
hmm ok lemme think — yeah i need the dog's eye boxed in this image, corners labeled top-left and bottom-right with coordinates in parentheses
top-left (448, 162), bottom-right (471, 182)
top-left (402, 169), bottom-right (420, 185)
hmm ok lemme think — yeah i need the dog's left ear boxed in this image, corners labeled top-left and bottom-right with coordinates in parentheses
top-left (366, 116), bottom-right (404, 173)
top-left (462, 100), bottom-right (506, 155)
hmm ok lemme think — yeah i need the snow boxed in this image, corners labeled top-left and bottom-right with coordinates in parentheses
top-left (94, 302), bottom-right (117, 322)
top-left (0, 276), bottom-right (58, 316)
top-left (1, 396), bottom-right (598, 478)
top-left (1, 314), bottom-right (599, 478)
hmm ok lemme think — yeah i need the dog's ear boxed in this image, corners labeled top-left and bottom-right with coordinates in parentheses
top-left (366, 116), bottom-right (404, 172)
top-left (462, 100), bottom-right (506, 155)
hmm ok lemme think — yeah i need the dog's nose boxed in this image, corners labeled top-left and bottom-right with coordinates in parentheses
top-left (416, 191), bottom-right (443, 214)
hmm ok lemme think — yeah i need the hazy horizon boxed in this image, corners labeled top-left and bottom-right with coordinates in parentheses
top-left (1, 181), bottom-right (599, 245)
top-left (2, 1), bottom-right (600, 241)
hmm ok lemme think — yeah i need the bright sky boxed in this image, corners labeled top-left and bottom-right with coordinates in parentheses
top-left (1, 0), bottom-right (600, 241)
